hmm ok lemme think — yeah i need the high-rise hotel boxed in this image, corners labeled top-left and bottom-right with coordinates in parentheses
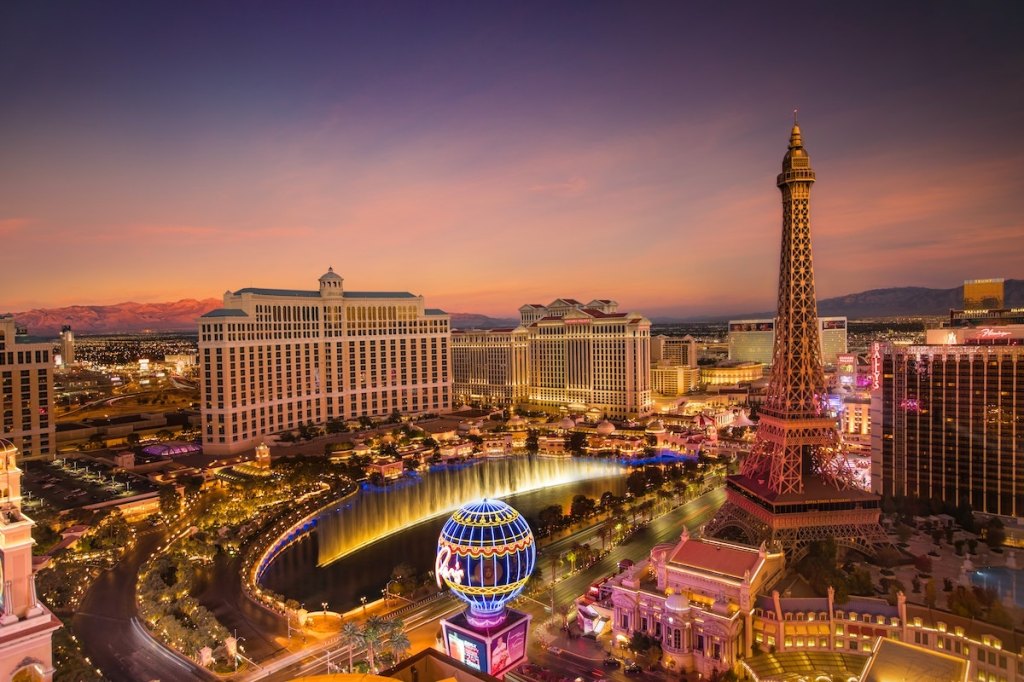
top-left (871, 325), bottom-right (1024, 518)
top-left (0, 316), bottom-right (54, 459)
top-left (452, 299), bottom-right (652, 418)
top-left (199, 269), bottom-right (450, 455)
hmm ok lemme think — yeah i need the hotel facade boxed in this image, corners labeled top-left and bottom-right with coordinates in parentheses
top-left (199, 269), bottom-right (450, 455)
top-left (870, 325), bottom-right (1024, 519)
top-left (728, 316), bottom-right (848, 365)
top-left (0, 316), bottom-right (54, 459)
top-left (452, 299), bottom-right (652, 418)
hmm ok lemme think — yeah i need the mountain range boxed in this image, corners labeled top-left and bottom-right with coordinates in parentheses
top-left (3, 280), bottom-right (1021, 335)
top-left (684, 279), bottom-right (1023, 323)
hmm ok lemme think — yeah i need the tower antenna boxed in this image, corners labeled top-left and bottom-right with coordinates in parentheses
top-left (793, 107), bottom-right (798, 124)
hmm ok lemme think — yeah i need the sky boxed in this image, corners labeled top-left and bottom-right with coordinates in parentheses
top-left (1, 1), bottom-right (1022, 318)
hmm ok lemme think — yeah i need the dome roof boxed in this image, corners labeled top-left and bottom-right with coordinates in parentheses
top-left (0, 439), bottom-right (16, 456)
top-left (665, 593), bottom-right (690, 612)
top-left (506, 415), bottom-right (527, 429)
top-left (645, 419), bottom-right (666, 434)
top-left (596, 420), bottom-right (616, 436)
top-left (732, 410), bottom-right (756, 428)
top-left (558, 417), bottom-right (576, 430)
top-left (319, 266), bottom-right (343, 282)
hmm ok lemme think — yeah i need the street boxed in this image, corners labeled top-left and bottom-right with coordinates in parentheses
top-left (74, 529), bottom-right (214, 682)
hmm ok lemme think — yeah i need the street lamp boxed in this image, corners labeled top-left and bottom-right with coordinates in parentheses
top-left (384, 576), bottom-right (402, 604)
top-left (322, 601), bottom-right (329, 624)
top-left (360, 596), bottom-right (367, 614)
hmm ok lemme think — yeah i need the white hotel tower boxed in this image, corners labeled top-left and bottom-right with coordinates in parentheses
top-left (199, 269), bottom-right (450, 455)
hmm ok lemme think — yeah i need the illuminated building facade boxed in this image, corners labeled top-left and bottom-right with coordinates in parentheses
top-left (525, 301), bottom-right (651, 418)
top-left (651, 364), bottom-right (700, 396)
top-left (0, 439), bottom-right (61, 681)
top-left (451, 328), bottom-right (528, 406)
top-left (841, 396), bottom-right (871, 438)
top-left (963, 278), bottom-right (1005, 310)
top-left (606, 531), bottom-right (785, 677)
top-left (57, 325), bottom-right (75, 367)
top-left (700, 362), bottom-right (764, 387)
top-left (652, 335), bottom-right (697, 368)
top-left (727, 320), bottom-right (775, 365)
top-left (199, 269), bottom-right (450, 455)
top-left (451, 299), bottom-right (652, 418)
top-left (0, 317), bottom-right (54, 459)
top-left (870, 326), bottom-right (1024, 518)
top-left (728, 317), bottom-right (847, 365)
top-left (599, 528), bottom-right (1020, 679)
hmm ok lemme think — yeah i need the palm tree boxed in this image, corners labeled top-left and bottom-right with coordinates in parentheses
top-left (357, 616), bottom-right (389, 672)
top-left (342, 621), bottom-right (361, 672)
top-left (386, 621), bottom-right (411, 663)
top-left (564, 545), bottom-right (580, 572)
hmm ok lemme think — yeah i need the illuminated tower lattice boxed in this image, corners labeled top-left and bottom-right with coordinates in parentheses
top-left (436, 499), bottom-right (535, 678)
top-left (703, 122), bottom-right (888, 559)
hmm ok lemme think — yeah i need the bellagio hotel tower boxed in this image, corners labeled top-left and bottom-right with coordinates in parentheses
top-left (199, 269), bottom-right (450, 455)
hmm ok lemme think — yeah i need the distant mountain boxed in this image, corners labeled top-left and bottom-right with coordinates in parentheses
top-left (4, 299), bottom-right (223, 335)
top-left (450, 313), bottom-right (520, 330)
top-left (7, 279), bottom-right (1021, 335)
top-left (818, 279), bottom-right (1023, 318)
top-left (3, 299), bottom-right (521, 336)
top-left (667, 279), bottom-right (1024, 322)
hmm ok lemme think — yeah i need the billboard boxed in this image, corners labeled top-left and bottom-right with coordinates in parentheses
top-left (837, 353), bottom-right (857, 386)
top-left (445, 628), bottom-right (488, 672)
top-left (729, 322), bottom-right (774, 332)
top-left (821, 319), bottom-right (847, 330)
top-left (489, 619), bottom-right (529, 677)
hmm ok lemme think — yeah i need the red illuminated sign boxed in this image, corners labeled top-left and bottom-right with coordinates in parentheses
top-left (870, 342), bottom-right (882, 392)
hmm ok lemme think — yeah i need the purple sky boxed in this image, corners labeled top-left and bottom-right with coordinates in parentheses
top-left (2, 2), bottom-right (1022, 317)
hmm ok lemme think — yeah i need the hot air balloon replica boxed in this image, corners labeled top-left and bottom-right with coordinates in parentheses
top-left (435, 499), bottom-right (536, 677)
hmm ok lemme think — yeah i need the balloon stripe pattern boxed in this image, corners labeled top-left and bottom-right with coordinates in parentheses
top-left (436, 499), bottom-right (537, 619)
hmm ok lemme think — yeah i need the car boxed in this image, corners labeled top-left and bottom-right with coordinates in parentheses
top-left (603, 656), bottom-right (621, 668)
top-left (624, 662), bottom-right (643, 676)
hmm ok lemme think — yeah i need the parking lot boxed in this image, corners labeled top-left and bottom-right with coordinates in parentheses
top-left (22, 458), bottom-right (158, 513)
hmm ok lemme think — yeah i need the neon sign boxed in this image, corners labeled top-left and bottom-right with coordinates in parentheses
top-left (435, 544), bottom-right (465, 587)
top-left (870, 342), bottom-right (882, 392)
top-left (979, 328), bottom-right (1011, 338)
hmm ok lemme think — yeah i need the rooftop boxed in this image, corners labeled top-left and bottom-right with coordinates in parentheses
top-left (727, 473), bottom-right (880, 505)
top-left (232, 287), bottom-right (418, 299)
top-left (201, 308), bottom-right (250, 318)
top-left (669, 537), bottom-right (761, 580)
top-left (860, 638), bottom-right (969, 682)
top-left (741, 650), bottom-right (866, 681)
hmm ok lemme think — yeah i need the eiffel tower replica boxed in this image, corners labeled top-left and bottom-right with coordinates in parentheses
top-left (704, 119), bottom-right (888, 560)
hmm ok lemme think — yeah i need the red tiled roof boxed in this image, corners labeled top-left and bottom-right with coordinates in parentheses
top-left (581, 308), bottom-right (628, 318)
top-left (669, 539), bottom-right (760, 579)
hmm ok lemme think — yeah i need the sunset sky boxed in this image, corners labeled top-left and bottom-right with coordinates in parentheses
top-left (1, 2), bottom-right (1022, 318)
